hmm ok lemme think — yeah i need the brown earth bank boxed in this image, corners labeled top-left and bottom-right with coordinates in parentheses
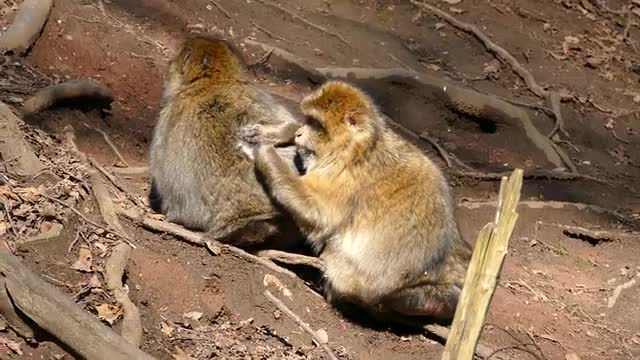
top-left (1, 0), bottom-right (640, 359)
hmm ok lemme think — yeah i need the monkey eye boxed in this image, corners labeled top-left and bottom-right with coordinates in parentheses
top-left (304, 116), bottom-right (324, 131)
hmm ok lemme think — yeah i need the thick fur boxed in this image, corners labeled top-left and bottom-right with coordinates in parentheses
top-left (149, 36), bottom-right (301, 248)
top-left (253, 81), bottom-right (472, 321)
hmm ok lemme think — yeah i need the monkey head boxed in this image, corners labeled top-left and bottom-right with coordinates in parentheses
top-left (164, 36), bottom-right (246, 100)
top-left (297, 81), bottom-right (384, 167)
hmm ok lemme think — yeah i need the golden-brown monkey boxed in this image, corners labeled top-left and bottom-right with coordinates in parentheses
top-left (149, 35), bottom-right (303, 248)
top-left (249, 80), bottom-right (471, 321)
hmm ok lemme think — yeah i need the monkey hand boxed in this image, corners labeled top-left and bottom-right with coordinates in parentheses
top-left (239, 124), bottom-right (275, 145)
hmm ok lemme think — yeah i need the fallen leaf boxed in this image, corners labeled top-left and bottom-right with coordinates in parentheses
top-left (442, 0), bottom-right (462, 4)
top-left (449, 6), bottom-right (464, 14)
top-left (71, 247), bottom-right (93, 273)
top-left (565, 352), bottom-right (581, 360)
top-left (161, 322), bottom-right (175, 337)
top-left (95, 303), bottom-right (123, 325)
top-left (183, 311), bottom-right (203, 321)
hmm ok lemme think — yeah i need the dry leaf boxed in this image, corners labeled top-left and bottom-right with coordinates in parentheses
top-left (172, 346), bottom-right (194, 360)
top-left (565, 353), bottom-right (581, 360)
top-left (161, 322), bottom-right (175, 337)
top-left (29, 221), bottom-right (64, 242)
top-left (263, 274), bottom-right (293, 300)
top-left (71, 247), bottom-right (93, 273)
top-left (95, 303), bottom-right (123, 325)
top-left (449, 6), bottom-right (464, 14)
top-left (183, 311), bottom-right (203, 321)
top-left (442, 0), bottom-right (462, 4)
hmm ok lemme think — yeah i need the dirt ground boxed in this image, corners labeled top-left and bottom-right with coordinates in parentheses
top-left (1, 0), bottom-right (640, 359)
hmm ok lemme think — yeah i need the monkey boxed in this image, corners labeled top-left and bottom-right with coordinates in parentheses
top-left (148, 35), bottom-right (304, 249)
top-left (248, 80), bottom-right (472, 323)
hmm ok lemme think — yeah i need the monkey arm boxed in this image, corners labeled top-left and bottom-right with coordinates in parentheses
top-left (239, 121), bottom-right (299, 147)
top-left (254, 145), bottom-right (323, 229)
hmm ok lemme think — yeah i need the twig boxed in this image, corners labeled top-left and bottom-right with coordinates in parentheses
top-left (67, 231), bottom-right (81, 253)
top-left (88, 157), bottom-right (146, 208)
top-left (83, 123), bottom-right (129, 167)
top-left (256, 250), bottom-right (325, 271)
top-left (41, 193), bottom-right (133, 245)
top-left (264, 290), bottom-right (339, 360)
top-left (419, 132), bottom-right (452, 167)
top-left (387, 52), bottom-right (415, 72)
top-left (106, 166), bottom-right (148, 176)
top-left (250, 21), bottom-right (291, 43)
top-left (254, 0), bottom-right (350, 45)
top-left (211, 0), bottom-right (232, 19)
top-left (115, 209), bottom-right (301, 279)
top-left (105, 243), bottom-right (142, 347)
top-left (411, 1), bottom-right (572, 150)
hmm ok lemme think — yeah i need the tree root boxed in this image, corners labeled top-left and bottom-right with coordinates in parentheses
top-left (105, 243), bottom-right (143, 347)
top-left (22, 80), bottom-right (113, 114)
top-left (256, 250), bottom-right (325, 272)
top-left (411, 1), bottom-right (572, 142)
top-left (115, 209), bottom-right (308, 279)
top-left (0, 102), bottom-right (46, 176)
top-left (0, 244), bottom-right (156, 359)
top-left (0, 0), bottom-right (53, 55)
top-left (244, 39), bottom-right (571, 171)
top-left (452, 169), bottom-right (604, 183)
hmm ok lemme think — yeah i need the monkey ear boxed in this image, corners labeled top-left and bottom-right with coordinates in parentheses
top-left (345, 111), bottom-right (365, 129)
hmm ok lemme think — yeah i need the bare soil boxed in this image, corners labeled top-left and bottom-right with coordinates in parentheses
top-left (1, 0), bottom-right (640, 359)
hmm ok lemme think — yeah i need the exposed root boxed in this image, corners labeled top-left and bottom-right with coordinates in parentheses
top-left (256, 250), bottom-right (325, 272)
top-left (105, 243), bottom-right (143, 347)
top-left (22, 80), bottom-right (113, 114)
top-left (452, 169), bottom-right (603, 183)
top-left (607, 279), bottom-right (636, 309)
top-left (0, 0), bottom-right (53, 55)
top-left (0, 102), bottom-right (46, 176)
top-left (264, 290), bottom-right (339, 360)
top-left (60, 126), bottom-right (136, 247)
top-left (106, 166), bottom-right (149, 176)
top-left (253, 0), bottom-right (350, 45)
top-left (419, 132), bottom-right (452, 167)
top-left (0, 278), bottom-right (35, 342)
top-left (88, 157), bottom-right (146, 208)
top-left (411, 1), bottom-right (573, 156)
top-left (115, 208), bottom-right (304, 279)
top-left (83, 123), bottom-right (130, 167)
top-left (211, 0), bottom-right (232, 19)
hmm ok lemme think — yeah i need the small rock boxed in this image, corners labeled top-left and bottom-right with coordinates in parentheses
top-left (543, 23), bottom-right (551, 31)
top-left (435, 22), bottom-right (446, 31)
top-left (315, 328), bottom-right (329, 344)
top-left (183, 311), bottom-right (204, 321)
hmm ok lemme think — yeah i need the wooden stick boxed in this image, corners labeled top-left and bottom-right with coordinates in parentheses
top-left (264, 290), bottom-right (339, 360)
top-left (256, 249), bottom-right (325, 272)
top-left (442, 169), bottom-right (523, 360)
top-left (83, 123), bottom-right (130, 167)
top-left (0, 250), bottom-right (156, 360)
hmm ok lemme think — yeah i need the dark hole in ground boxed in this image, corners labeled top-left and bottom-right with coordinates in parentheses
top-left (562, 230), bottom-right (613, 246)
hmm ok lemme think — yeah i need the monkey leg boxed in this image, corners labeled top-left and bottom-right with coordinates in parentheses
top-left (381, 283), bottom-right (462, 322)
